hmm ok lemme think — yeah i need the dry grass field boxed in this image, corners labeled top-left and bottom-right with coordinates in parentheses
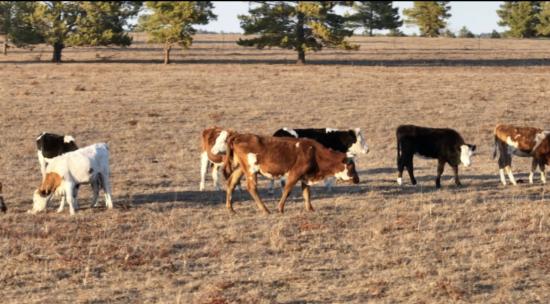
top-left (0, 35), bottom-right (549, 303)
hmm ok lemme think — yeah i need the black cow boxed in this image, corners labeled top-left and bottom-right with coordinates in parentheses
top-left (396, 125), bottom-right (476, 188)
top-left (270, 127), bottom-right (368, 191)
top-left (273, 127), bottom-right (369, 157)
top-left (36, 132), bottom-right (78, 179)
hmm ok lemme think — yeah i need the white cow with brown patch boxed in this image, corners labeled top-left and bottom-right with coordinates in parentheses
top-left (30, 143), bottom-right (113, 215)
top-left (493, 124), bottom-right (550, 185)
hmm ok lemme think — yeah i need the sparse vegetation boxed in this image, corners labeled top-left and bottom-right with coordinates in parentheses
top-left (0, 34), bottom-right (549, 303)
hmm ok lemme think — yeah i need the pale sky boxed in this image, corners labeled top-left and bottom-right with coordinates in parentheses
top-left (196, 1), bottom-right (505, 35)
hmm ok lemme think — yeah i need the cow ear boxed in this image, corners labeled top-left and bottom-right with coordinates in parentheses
top-left (470, 144), bottom-right (477, 152)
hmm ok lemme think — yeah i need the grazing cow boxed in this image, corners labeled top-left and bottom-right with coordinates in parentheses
top-left (30, 143), bottom-right (113, 215)
top-left (36, 132), bottom-right (78, 179)
top-left (223, 133), bottom-right (359, 214)
top-left (493, 124), bottom-right (550, 185)
top-left (199, 127), bottom-right (237, 191)
top-left (272, 127), bottom-right (369, 191)
top-left (396, 125), bottom-right (476, 188)
top-left (0, 183), bottom-right (6, 213)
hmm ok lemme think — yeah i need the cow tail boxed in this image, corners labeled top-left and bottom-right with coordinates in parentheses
top-left (222, 136), bottom-right (235, 180)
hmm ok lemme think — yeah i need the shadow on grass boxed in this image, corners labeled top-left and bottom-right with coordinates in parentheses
top-left (2, 58), bottom-right (550, 67)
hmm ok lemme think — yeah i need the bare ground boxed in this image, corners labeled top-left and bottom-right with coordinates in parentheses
top-left (0, 35), bottom-right (549, 303)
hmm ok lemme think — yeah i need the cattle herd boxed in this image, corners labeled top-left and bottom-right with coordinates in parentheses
top-left (0, 123), bottom-right (548, 215)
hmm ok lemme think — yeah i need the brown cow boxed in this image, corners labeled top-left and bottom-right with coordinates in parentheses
top-left (223, 133), bottom-right (359, 214)
top-left (199, 127), bottom-right (236, 191)
top-left (494, 124), bottom-right (550, 185)
top-left (0, 183), bottom-right (6, 213)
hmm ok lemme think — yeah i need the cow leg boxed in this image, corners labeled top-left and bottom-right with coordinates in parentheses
top-left (405, 156), bottom-right (417, 185)
top-left (100, 173), bottom-right (114, 209)
top-left (225, 168), bottom-right (243, 213)
top-left (65, 184), bottom-right (77, 216)
top-left (246, 174), bottom-right (270, 214)
top-left (397, 153), bottom-right (405, 185)
top-left (452, 165), bottom-right (461, 187)
top-left (540, 162), bottom-right (547, 184)
top-left (301, 181), bottom-right (313, 212)
top-left (57, 195), bottom-right (66, 213)
top-left (199, 152), bottom-right (208, 191)
top-left (91, 177), bottom-right (100, 208)
top-left (497, 142), bottom-right (508, 185)
top-left (37, 151), bottom-right (47, 180)
top-left (529, 158), bottom-right (538, 184)
top-left (324, 177), bottom-right (335, 192)
top-left (212, 163), bottom-right (221, 191)
top-left (435, 160), bottom-right (445, 189)
top-left (505, 166), bottom-right (517, 186)
top-left (278, 175), bottom-right (299, 214)
top-left (268, 179), bottom-right (275, 194)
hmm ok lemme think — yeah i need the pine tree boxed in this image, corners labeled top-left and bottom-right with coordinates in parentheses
top-left (238, 2), bottom-right (357, 64)
top-left (138, 1), bottom-right (216, 64)
top-left (0, 1), bottom-right (41, 55)
top-left (7, 1), bottom-right (140, 62)
top-left (458, 26), bottom-right (475, 38)
top-left (403, 1), bottom-right (451, 37)
top-left (348, 1), bottom-right (402, 36)
top-left (68, 2), bottom-right (141, 47)
top-left (536, 1), bottom-right (550, 36)
top-left (497, 1), bottom-right (540, 38)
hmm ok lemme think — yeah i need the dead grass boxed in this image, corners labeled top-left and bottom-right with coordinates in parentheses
top-left (0, 35), bottom-right (549, 303)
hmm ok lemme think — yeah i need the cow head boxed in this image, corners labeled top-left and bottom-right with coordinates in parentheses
top-left (211, 130), bottom-right (229, 155)
top-left (0, 183), bottom-right (6, 213)
top-left (63, 135), bottom-right (78, 151)
top-left (459, 144), bottom-right (476, 167)
top-left (30, 173), bottom-right (62, 213)
top-left (347, 128), bottom-right (369, 157)
top-left (334, 158), bottom-right (360, 184)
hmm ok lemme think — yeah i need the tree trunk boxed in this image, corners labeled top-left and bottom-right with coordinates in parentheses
top-left (163, 44), bottom-right (172, 64)
top-left (296, 11), bottom-right (306, 64)
top-left (52, 42), bottom-right (64, 63)
top-left (2, 41), bottom-right (7, 55)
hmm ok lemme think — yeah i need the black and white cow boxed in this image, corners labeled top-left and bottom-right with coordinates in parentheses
top-left (396, 125), bottom-right (476, 188)
top-left (36, 132), bottom-right (78, 179)
top-left (271, 127), bottom-right (368, 191)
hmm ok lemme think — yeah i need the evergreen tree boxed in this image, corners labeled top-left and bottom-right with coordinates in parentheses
top-left (536, 1), bottom-right (550, 36)
top-left (458, 26), bottom-right (475, 38)
top-left (138, 1), bottom-right (216, 64)
top-left (497, 1), bottom-right (540, 38)
top-left (68, 2), bottom-right (141, 47)
top-left (348, 1), bottom-right (402, 36)
top-left (238, 2), bottom-right (357, 64)
top-left (7, 1), bottom-right (140, 62)
top-left (403, 1), bottom-right (451, 37)
top-left (490, 29), bottom-right (501, 38)
top-left (0, 1), bottom-right (41, 55)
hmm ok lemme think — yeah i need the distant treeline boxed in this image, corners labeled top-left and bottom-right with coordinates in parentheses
top-left (1, 1), bottom-right (549, 64)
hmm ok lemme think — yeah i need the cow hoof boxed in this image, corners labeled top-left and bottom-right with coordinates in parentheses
top-left (396, 178), bottom-right (403, 186)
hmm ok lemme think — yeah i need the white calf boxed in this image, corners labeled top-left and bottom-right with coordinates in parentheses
top-left (30, 143), bottom-right (113, 215)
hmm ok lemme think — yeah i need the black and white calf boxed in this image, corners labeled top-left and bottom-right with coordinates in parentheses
top-left (396, 125), bottom-right (476, 188)
top-left (271, 127), bottom-right (369, 190)
top-left (36, 132), bottom-right (78, 179)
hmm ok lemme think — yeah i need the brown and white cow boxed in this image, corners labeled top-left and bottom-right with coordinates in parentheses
top-left (223, 133), bottom-right (359, 214)
top-left (493, 124), bottom-right (550, 185)
top-left (199, 127), bottom-right (236, 191)
top-left (0, 183), bottom-right (6, 213)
